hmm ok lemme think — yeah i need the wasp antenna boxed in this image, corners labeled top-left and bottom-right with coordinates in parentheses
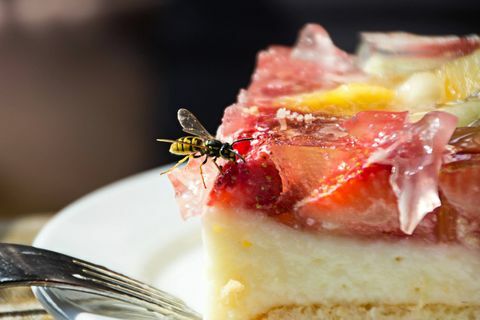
top-left (156, 138), bottom-right (177, 143)
top-left (231, 137), bottom-right (254, 146)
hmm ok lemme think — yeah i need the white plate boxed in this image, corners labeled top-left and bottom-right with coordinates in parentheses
top-left (33, 167), bottom-right (204, 319)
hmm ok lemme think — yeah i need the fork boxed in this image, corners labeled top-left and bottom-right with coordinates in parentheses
top-left (0, 243), bottom-right (202, 320)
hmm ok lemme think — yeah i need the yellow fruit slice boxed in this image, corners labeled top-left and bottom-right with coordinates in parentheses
top-left (395, 71), bottom-right (444, 109)
top-left (276, 83), bottom-right (395, 116)
top-left (437, 49), bottom-right (480, 101)
top-left (410, 99), bottom-right (480, 126)
top-left (362, 55), bottom-right (449, 78)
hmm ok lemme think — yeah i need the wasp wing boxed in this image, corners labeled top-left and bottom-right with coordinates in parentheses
top-left (177, 108), bottom-right (214, 139)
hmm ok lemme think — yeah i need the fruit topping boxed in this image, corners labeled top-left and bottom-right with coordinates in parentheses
top-left (275, 83), bottom-right (395, 115)
top-left (209, 153), bottom-right (282, 213)
top-left (167, 24), bottom-right (480, 245)
top-left (358, 32), bottom-right (480, 77)
top-left (245, 24), bottom-right (358, 108)
top-left (436, 49), bottom-right (480, 101)
top-left (297, 164), bottom-right (437, 238)
top-left (397, 49), bottom-right (480, 107)
top-left (346, 111), bottom-right (457, 234)
top-left (410, 97), bottom-right (480, 127)
top-left (211, 110), bottom-right (457, 236)
top-left (217, 24), bottom-right (361, 138)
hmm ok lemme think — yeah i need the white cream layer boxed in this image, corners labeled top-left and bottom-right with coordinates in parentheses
top-left (202, 207), bottom-right (480, 320)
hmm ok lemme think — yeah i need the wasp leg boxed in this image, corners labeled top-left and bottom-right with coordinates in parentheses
top-left (213, 157), bottom-right (223, 172)
top-left (160, 155), bottom-right (191, 175)
top-left (199, 155), bottom-right (209, 189)
top-left (232, 150), bottom-right (246, 162)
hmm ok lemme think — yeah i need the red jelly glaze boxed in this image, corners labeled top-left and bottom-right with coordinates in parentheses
top-left (208, 111), bottom-right (480, 244)
top-left (232, 139), bottom-right (252, 156)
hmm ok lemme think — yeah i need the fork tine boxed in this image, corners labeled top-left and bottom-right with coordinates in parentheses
top-left (74, 260), bottom-right (191, 309)
top-left (84, 275), bottom-right (196, 319)
top-left (82, 269), bottom-right (195, 317)
top-left (73, 260), bottom-right (188, 309)
top-left (73, 260), bottom-right (200, 318)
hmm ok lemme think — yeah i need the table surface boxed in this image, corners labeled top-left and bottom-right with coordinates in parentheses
top-left (0, 214), bottom-right (54, 319)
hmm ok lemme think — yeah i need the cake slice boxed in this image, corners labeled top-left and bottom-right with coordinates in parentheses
top-left (167, 25), bottom-right (480, 320)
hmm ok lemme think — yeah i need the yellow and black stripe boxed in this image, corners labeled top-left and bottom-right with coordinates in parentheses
top-left (169, 136), bottom-right (205, 155)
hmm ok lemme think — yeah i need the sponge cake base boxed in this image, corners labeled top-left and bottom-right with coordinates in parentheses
top-left (202, 207), bottom-right (480, 320)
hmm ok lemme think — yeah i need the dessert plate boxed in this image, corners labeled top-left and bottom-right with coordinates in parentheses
top-left (32, 167), bottom-right (204, 319)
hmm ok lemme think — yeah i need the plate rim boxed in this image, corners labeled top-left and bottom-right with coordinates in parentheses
top-left (32, 166), bottom-right (169, 319)
top-left (33, 166), bottom-right (163, 249)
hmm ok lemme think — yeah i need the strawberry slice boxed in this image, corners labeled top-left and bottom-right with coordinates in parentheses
top-left (343, 111), bottom-right (457, 234)
top-left (209, 154), bottom-right (282, 213)
top-left (298, 165), bottom-right (436, 238)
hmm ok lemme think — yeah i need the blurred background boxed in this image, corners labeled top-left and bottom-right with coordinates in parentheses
top-left (0, 0), bottom-right (478, 216)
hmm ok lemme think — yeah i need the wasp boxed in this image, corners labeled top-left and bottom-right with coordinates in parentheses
top-left (157, 108), bottom-right (252, 188)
